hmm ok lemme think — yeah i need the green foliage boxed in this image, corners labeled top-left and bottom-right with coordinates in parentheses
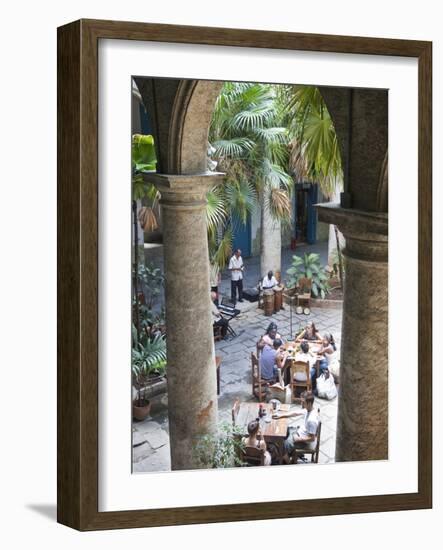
top-left (194, 421), bottom-right (246, 469)
top-left (132, 332), bottom-right (167, 381)
top-left (132, 134), bottom-right (158, 204)
top-left (286, 252), bottom-right (330, 299)
top-left (284, 85), bottom-right (343, 198)
top-left (137, 263), bottom-right (164, 309)
top-left (329, 246), bottom-right (346, 279)
top-left (132, 134), bottom-right (157, 172)
top-left (206, 185), bottom-right (228, 242)
top-left (209, 227), bottom-right (233, 270)
top-left (207, 82), bottom-right (294, 267)
top-left (134, 302), bottom-right (165, 335)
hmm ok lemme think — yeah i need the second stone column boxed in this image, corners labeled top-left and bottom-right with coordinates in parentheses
top-left (144, 172), bottom-right (224, 470)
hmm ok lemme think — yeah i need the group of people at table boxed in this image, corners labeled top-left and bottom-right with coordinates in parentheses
top-left (242, 390), bottom-right (319, 465)
top-left (242, 321), bottom-right (338, 465)
top-left (258, 321), bottom-right (337, 391)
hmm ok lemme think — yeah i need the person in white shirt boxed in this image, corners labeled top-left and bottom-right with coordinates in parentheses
top-left (262, 270), bottom-right (278, 290)
top-left (228, 248), bottom-right (244, 303)
top-left (274, 391), bottom-right (319, 463)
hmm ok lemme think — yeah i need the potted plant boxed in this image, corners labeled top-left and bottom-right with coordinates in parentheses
top-left (286, 252), bottom-right (330, 299)
top-left (132, 331), bottom-right (167, 421)
top-left (132, 388), bottom-right (152, 421)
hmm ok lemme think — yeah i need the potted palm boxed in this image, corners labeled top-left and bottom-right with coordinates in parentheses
top-left (286, 252), bottom-right (330, 299)
top-left (132, 331), bottom-right (167, 421)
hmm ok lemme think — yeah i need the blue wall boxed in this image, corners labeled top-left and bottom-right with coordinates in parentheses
top-left (231, 213), bottom-right (251, 257)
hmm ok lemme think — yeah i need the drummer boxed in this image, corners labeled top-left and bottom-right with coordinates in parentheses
top-left (262, 270), bottom-right (279, 290)
top-left (257, 322), bottom-right (283, 350)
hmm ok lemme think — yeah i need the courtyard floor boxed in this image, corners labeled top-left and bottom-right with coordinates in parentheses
top-left (133, 300), bottom-right (342, 473)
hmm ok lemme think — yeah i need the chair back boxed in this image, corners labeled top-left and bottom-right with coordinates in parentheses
top-left (243, 445), bottom-right (266, 466)
top-left (290, 360), bottom-right (310, 382)
top-left (251, 351), bottom-right (260, 380)
top-left (298, 277), bottom-right (312, 294)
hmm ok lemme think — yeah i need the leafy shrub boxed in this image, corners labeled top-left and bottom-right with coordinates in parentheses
top-left (286, 252), bottom-right (330, 299)
top-left (194, 422), bottom-right (246, 469)
top-left (132, 332), bottom-right (167, 382)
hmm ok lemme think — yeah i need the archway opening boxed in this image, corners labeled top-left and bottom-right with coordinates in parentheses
top-left (132, 77), bottom-right (352, 472)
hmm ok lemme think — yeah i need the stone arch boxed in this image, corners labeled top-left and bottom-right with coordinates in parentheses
top-left (168, 80), bottom-right (223, 174)
top-left (168, 80), bottom-right (347, 184)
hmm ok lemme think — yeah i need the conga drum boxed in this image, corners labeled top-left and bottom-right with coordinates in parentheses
top-left (273, 285), bottom-right (283, 312)
top-left (263, 289), bottom-right (274, 316)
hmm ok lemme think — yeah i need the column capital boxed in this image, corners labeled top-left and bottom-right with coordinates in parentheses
top-left (316, 203), bottom-right (388, 262)
top-left (142, 171), bottom-right (225, 209)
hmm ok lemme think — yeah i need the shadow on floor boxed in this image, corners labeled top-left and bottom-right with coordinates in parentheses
top-left (26, 503), bottom-right (57, 522)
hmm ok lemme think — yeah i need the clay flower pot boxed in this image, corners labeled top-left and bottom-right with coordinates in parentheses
top-left (132, 399), bottom-right (152, 421)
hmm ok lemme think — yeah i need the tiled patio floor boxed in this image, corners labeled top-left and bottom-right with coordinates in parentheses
top-left (133, 301), bottom-right (342, 472)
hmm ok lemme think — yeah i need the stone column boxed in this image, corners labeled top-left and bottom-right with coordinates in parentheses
top-left (143, 171), bottom-right (224, 470)
top-left (260, 197), bottom-right (282, 276)
top-left (317, 204), bottom-right (388, 462)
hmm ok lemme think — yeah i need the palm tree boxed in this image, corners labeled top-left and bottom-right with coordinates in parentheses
top-left (208, 82), bottom-right (293, 276)
top-left (283, 85), bottom-right (345, 286)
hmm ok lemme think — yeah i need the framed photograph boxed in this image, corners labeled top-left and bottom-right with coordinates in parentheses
top-left (57, 19), bottom-right (432, 530)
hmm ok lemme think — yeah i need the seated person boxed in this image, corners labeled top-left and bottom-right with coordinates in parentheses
top-left (209, 262), bottom-right (221, 298)
top-left (262, 270), bottom-right (278, 290)
top-left (274, 391), bottom-right (319, 463)
top-left (259, 338), bottom-right (286, 385)
top-left (210, 291), bottom-right (229, 339)
top-left (317, 332), bottom-right (336, 371)
top-left (242, 419), bottom-right (272, 466)
top-left (257, 322), bottom-right (283, 350)
top-left (295, 321), bottom-right (321, 342)
top-left (294, 341), bottom-right (317, 382)
top-left (311, 332), bottom-right (336, 392)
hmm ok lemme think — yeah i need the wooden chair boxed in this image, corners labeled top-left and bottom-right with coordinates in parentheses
top-left (231, 398), bottom-right (240, 425)
top-left (242, 445), bottom-right (266, 466)
top-left (289, 360), bottom-right (312, 402)
top-left (251, 352), bottom-right (270, 401)
top-left (293, 409), bottom-right (322, 464)
top-left (213, 324), bottom-right (223, 342)
top-left (297, 277), bottom-right (312, 309)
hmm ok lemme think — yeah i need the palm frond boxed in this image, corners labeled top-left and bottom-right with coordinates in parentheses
top-left (225, 179), bottom-right (257, 225)
top-left (206, 185), bottom-right (228, 237)
top-left (210, 228), bottom-right (233, 269)
top-left (252, 126), bottom-right (288, 144)
top-left (232, 104), bottom-right (275, 132)
top-left (211, 138), bottom-right (254, 159)
top-left (268, 188), bottom-right (292, 223)
top-left (260, 158), bottom-right (293, 191)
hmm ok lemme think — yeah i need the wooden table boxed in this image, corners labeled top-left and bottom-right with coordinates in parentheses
top-left (234, 402), bottom-right (293, 464)
top-left (283, 340), bottom-right (322, 353)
